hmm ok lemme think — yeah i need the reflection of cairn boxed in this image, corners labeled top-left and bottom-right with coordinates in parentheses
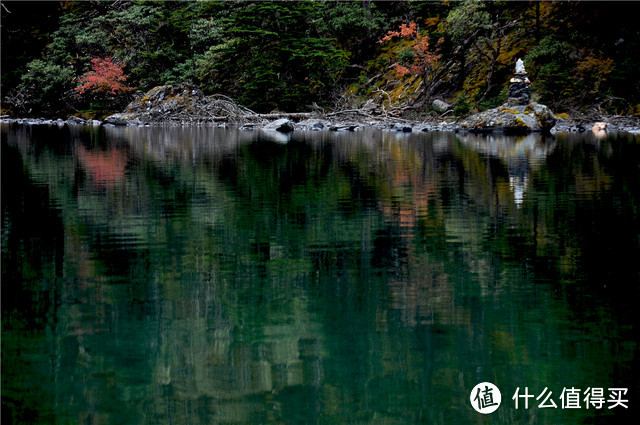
top-left (507, 58), bottom-right (531, 106)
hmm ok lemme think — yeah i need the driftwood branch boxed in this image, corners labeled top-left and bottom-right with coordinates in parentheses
top-left (120, 86), bottom-right (428, 126)
top-left (255, 113), bottom-right (313, 120)
top-left (146, 94), bottom-right (316, 124)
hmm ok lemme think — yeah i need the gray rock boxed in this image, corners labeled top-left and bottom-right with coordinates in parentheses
top-left (459, 102), bottom-right (556, 133)
top-left (103, 113), bottom-right (138, 126)
top-left (66, 116), bottom-right (86, 124)
top-left (103, 83), bottom-right (206, 125)
top-left (329, 123), bottom-right (358, 131)
top-left (432, 99), bottom-right (452, 113)
top-left (297, 118), bottom-right (331, 130)
top-left (264, 118), bottom-right (295, 133)
top-left (391, 122), bottom-right (412, 132)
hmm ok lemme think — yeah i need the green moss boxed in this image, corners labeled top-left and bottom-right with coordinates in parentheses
top-left (514, 116), bottom-right (528, 127)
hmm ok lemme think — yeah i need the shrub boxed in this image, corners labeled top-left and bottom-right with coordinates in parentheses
top-left (453, 94), bottom-right (472, 116)
top-left (15, 59), bottom-right (75, 115)
top-left (75, 57), bottom-right (134, 96)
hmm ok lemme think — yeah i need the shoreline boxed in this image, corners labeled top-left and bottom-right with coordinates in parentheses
top-left (2, 113), bottom-right (640, 135)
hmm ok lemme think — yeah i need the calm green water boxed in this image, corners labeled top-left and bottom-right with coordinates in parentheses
top-left (2, 123), bottom-right (639, 424)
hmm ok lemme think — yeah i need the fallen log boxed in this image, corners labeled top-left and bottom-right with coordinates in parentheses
top-left (254, 112), bottom-right (314, 120)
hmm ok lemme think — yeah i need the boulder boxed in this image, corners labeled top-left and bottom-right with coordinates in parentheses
top-left (264, 118), bottom-right (295, 133)
top-left (592, 122), bottom-right (608, 132)
top-left (104, 83), bottom-right (205, 124)
top-left (103, 112), bottom-right (141, 126)
top-left (530, 103), bottom-right (556, 130)
top-left (66, 116), bottom-right (87, 124)
top-left (297, 118), bottom-right (331, 130)
top-left (124, 83), bottom-right (204, 114)
top-left (459, 103), bottom-right (556, 133)
top-left (432, 99), bottom-right (452, 113)
top-left (592, 121), bottom-right (608, 138)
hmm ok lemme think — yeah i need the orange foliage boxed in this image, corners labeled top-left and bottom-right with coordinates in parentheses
top-left (394, 64), bottom-right (411, 76)
top-left (574, 52), bottom-right (614, 93)
top-left (379, 22), bottom-right (418, 42)
top-left (379, 22), bottom-right (442, 80)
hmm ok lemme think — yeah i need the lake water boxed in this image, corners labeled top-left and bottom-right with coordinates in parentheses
top-left (2, 123), bottom-right (639, 424)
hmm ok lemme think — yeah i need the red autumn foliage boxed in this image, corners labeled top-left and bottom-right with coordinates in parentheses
top-left (379, 22), bottom-right (418, 43)
top-left (75, 57), bottom-right (134, 96)
top-left (394, 64), bottom-right (412, 76)
top-left (379, 22), bottom-right (442, 81)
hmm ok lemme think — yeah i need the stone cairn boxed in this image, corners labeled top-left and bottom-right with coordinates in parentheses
top-left (507, 58), bottom-right (531, 106)
top-left (459, 58), bottom-right (556, 132)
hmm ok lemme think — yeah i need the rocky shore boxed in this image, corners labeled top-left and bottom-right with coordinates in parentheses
top-left (2, 77), bottom-right (639, 134)
top-left (3, 110), bottom-right (639, 135)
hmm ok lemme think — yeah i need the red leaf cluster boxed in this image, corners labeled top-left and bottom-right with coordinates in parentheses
top-left (379, 22), bottom-right (442, 80)
top-left (379, 22), bottom-right (418, 43)
top-left (75, 57), bottom-right (134, 96)
top-left (393, 64), bottom-right (411, 76)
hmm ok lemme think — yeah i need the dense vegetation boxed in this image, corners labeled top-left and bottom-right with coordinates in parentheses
top-left (2, 0), bottom-right (639, 117)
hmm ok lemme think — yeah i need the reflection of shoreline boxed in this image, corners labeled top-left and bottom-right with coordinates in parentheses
top-left (457, 133), bottom-right (556, 206)
top-left (101, 125), bottom-right (461, 167)
top-left (3, 121), bottom-right (637, 425)
top-left (455, 133), bottom-right (556, 165)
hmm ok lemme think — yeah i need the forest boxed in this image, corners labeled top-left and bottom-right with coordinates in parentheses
top-left (2, 0), bottom-right (640, 119)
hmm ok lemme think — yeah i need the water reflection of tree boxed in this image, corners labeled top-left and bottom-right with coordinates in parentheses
top-left (3, 124), bottom-right (638, 424)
